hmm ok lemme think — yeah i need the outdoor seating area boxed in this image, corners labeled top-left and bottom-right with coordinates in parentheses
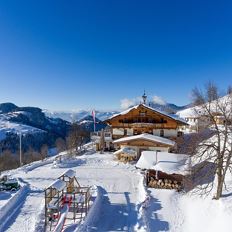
top-left (44, 169), bottom-right (91, 231)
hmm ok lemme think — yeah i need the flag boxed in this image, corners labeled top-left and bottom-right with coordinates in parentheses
top-left (92, 109), bottom-right (96, 132)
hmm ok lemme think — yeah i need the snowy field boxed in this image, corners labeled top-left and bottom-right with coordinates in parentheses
top-left (0, 150), bottom-right (232, 232)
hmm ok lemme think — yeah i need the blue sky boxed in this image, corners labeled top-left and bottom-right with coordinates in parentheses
top-left (0, 0), bottom-right (232, 111)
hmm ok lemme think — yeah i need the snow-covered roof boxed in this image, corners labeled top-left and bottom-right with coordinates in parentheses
top-left (106, 104), bottom-right (188, 125)
top-left (136, 151), bottom-right (190, 175)
top-left (113, 133), bottom-right (175, 146)
top-left (62, 169), bottom-right (76, 178)
top-left (48, 179), bottom-right (66, 191)
top-left (106, 105), bottom-right (139, 120)
top-left (114, 147), bottom-right (137, 156)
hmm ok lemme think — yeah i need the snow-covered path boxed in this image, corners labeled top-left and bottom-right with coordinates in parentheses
top-left (2, 152), bottom-right (145, 232)
top-left (145, 189), bottom-right (184, 232)
top-left (88, 168), bottom-right (140, 231)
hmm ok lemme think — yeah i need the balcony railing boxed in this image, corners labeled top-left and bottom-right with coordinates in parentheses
top-left (118, 119), bottom-right (167, 124)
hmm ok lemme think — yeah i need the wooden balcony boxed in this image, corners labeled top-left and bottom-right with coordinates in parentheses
top-left (130, 122), bottom-right (155, 128)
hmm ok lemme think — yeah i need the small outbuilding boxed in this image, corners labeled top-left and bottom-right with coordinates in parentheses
top-left (136, 151), bottom-right (190, 190)
top-left (113, 133), bottom-right (176, 159)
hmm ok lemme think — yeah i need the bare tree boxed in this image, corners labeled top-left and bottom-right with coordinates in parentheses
top-left (99, 129), bottom-right (105, 153)
top-left (0, 150), bottom-right (19, 171)
top-left (227, 85), bottom-right (232, 95)
top-left (55, 137), bottom-right (66, 153)
top-left (67, 123), bottom-right (89, 153)
top-left (191, 82), bottom-right (232, 199)
top-left (40, 144), bottom-right (48, 160)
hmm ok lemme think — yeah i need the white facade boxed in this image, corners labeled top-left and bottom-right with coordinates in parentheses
top-left (126, 128), bottom-right (134, 136)
top-left (113, 128), bottom-right (124, 135)
top-left (112, 128), bottom-right (134, 136)
top-left (153, 129), bottom-right (178, 137)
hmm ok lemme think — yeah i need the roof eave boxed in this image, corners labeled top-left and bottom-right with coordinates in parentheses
top-left (113, 138), bottom-right (175, 147)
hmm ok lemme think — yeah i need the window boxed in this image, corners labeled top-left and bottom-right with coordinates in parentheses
top-left (104, 133), bottom-right (111, 138)
top-left (160, 129), bottom-right (164, 137)
top-left (124, 129), bottom-right (127, 136)
top-left (124, 119), bottom-right (129, 123)
top-left (140, 112), bottom-right (146, 117)
top-left (177, 131), bottom-right (183, 137)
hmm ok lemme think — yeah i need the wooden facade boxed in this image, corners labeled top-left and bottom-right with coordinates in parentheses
top-left (105, 104), bottom-right (187, 141)
top-left (113, 137), bottom-right (174, 158)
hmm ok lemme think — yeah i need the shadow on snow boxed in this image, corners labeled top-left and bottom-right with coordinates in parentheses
top-left (144, 190), bottom-right (169, 232)
top-left (89, 187), bottom-right (138, 232)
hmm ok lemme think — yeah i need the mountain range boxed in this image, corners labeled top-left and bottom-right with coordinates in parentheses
top-left (44, 102), bottom-right (189, 122)
top-left (43, 109), bottom-right (119, 122)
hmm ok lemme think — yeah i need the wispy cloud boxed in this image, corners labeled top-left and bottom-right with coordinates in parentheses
top-left (152, 95), bottom-right (166, 105)
top-left (120, 94), bottom-right (166, 109)
top-left (120, 98), bottom-right (136, 109)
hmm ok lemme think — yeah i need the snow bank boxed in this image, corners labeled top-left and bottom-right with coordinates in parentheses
top-left (7, 151), bottom-right (69, 174)
top-left (0, 182), bottom-right (29, 231)
top-left (179, 195), bottom-right (232, 232)
top-left (134, 172), bottom-right (149, 231)
top-left (33, 204), bottom-right (45, 232)
top-left (52, 156), bottom-right (86, 169)
top-left (75, 185), bottom-right (103, 232)
top-left (24, 158), bottom-right (54, 172)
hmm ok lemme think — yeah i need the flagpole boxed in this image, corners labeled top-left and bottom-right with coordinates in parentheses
top-left (92, 109), bottom-right (96, 133)
top-left (19, 131), bottom-right (22, 166)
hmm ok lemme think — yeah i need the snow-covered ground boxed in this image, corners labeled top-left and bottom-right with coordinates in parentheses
top-left (0, 152), bottom-right (146, 232)
top-left (0, 150), bottom-right (232, 232)
top-left (145, 186), bottom-right (232, 232)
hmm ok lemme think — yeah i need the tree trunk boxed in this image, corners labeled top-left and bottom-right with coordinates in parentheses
top-left (215, 169), bottom-right (224, 199)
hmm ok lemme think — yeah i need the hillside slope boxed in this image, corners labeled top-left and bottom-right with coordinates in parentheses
top-left (0, 103), bottom-right (70, 151)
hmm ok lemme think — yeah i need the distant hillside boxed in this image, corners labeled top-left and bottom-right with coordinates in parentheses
top-left (148, 102), bottom-right (189, 114)
top-left (0, 103), bottom-right (71, 152)
top-left (78, 115), bottom-right (107, 132)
